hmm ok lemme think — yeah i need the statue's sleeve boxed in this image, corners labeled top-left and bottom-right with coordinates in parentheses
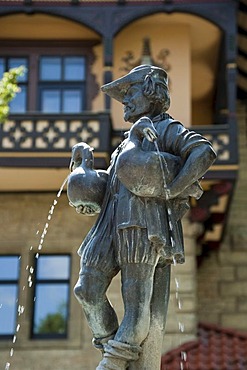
top-left (163, 121), bottom-right (212, 159)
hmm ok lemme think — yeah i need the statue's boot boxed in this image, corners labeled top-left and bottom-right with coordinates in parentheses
top-left (92, 332), bottom-right (117, 354)
top-left (96, 340), bottom-right (142, 370)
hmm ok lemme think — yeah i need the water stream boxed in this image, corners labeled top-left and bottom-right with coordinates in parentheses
top-left (4, 138), bottom-right (188, 369)
top-left (4, 176), bottom-right (69, 370)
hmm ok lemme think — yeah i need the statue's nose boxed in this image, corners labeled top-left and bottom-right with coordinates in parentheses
top-left (122, 96), bottom-right (129, 105)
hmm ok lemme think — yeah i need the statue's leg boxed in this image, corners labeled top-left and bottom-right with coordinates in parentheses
top-left (96, 263), bottom-right (156, 370)
top-left (74, 265), bottom-right (119, 347)
top-left (116, 263), bottom-right (156, 344)
top-left (128, 264), bottom-right (171, 370)
top-left (96, 227), bottom-right (162, 369)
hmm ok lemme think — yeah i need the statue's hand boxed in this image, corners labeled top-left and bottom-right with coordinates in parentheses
top-left (76, 205), bottom-right (98, 216)
top-left (166, 181), bottom-right (203, 200)
top-left (165, 186), bottom-right (178, 200)
top-left (75, 205), bottom-right (88, 214)
top-left (135, 116), bottom-right (158, 142)
top-left (69, 202), bottom-right (98, 216)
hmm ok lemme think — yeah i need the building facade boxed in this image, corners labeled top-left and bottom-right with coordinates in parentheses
top-left (0, 0), bottom-right (245, 369)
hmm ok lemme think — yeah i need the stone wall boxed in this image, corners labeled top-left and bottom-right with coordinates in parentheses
top-left (197, 101), bottom-right (247, 331)
top-left (0, 192), bottom-right (99, 370)
top-left (0, 191), bottom-right (200, 369)
top-left (162, 216), bottom-right (201, 353)
top-left (1, 101), bottom-right (245, 368)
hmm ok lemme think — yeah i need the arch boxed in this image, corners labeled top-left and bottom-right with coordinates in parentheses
top-left (112, 5), bottom-right (234, 37)
top-left (110, 11), bottom-right (223, 127)
top-left (115, 12), bottom-right (222, 58)
top-left (0, 9), bottom-right (102, 39)
top-left (0, 11), bottom-right (104, 113)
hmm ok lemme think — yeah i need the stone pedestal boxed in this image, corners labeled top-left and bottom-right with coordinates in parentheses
top-left (128, 266), bottom-right (170, 370)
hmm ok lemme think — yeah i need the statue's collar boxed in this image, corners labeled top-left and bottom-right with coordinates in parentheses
top-left (123, 113), bottom-right (172, 138)
top-left (152, 112), bottom-right (172, 123)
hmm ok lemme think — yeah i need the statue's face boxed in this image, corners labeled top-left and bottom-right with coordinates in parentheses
top-left (122, 83), bottom-right (153, 123)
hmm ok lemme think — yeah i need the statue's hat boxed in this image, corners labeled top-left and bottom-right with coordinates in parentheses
top-left (101, 64), bottom-right (168, 102)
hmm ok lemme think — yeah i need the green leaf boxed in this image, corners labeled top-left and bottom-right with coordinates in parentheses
top-left (0, 65), bottom-right (26, 123)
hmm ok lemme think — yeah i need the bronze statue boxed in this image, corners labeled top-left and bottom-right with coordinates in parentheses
top-left (68, 65), bottom-right (216, 369)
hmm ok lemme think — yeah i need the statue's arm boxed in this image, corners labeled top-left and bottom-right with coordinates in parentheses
top-left (161, 123), bottom-right (217, 199)
top-left (167, 143), bottom-right (216, 199)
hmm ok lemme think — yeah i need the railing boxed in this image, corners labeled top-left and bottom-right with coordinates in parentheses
top-left (193, 122), bottom-right (239, 179)
top-left (193, 123), bottom-right (238, 165)
top-left (113, 123), bottom-right (238, 164)
top-left (112, 120), bottom-right (239, 180)
top-left (0, 112), bottom-right (112, 168)
top-left (0, 112), bottom-right (238, 177)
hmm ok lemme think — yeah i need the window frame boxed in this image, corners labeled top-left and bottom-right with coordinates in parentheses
top-left (0, 56), bottom-right (29, 113)
top-left (31, 253), bottom-right (71, 340)
top-left (0, 244), bottom-right (82, 350)
top-left (0, 40), bottom-right (99, 113)
top-left (38, 55), bottom-right (86, 113)
top-left (0, 254), bottom-right (20, 340)
top-left (39, 84), bottom-right (86, 113)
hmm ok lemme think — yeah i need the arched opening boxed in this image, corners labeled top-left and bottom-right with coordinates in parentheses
top-left (0, 13), bottom-right (102, 113)
top-left (111, 12), bottom-right (222, 128)
top-left (0, 12), bottom-right (100, 40)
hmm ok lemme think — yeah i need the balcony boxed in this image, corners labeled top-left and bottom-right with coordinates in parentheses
top-left (192, 120), bottom-right (238, 180)
top-left (0, 112), bottom-right (112, 169)
top-left (0, 112), bottom-right (238, 179)
top-left (0, 111), bottom-right (238, 248)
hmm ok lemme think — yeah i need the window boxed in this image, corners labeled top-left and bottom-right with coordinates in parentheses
top-left (0, 255), bottom-right (20, 339)
top-left (0, 41), bottom-right (97, 113)
top-left (39, 56), bottom-right (86, 113)
top-left (32, 254), bottom-right (71, 339)
top-left (0, 57), bottom-right (28, 113)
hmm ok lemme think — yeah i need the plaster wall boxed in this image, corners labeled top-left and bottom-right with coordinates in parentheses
top-left (113, 22), bottom-right (191, 128)
top-left (0, 12), bottom-right (221, 128)
top-left (0, 13), bottom-right (100, 40)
